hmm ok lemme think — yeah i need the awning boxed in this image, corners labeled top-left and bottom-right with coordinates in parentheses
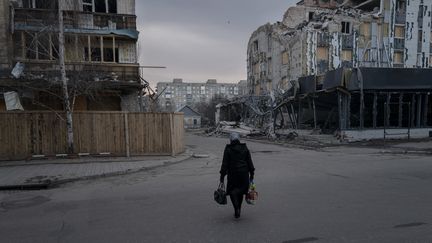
top-left (15, 25), bottom-right (139, 40)
top-left (348, 67), bottom-right (432, 91)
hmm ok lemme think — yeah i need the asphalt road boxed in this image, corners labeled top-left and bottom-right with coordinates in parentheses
top-left (1, 134), bottom-right (432, 243)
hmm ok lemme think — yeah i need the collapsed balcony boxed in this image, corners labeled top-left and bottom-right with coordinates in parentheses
top-left (218, 68), bottom-right (432, 142)
top-left (282, 68), bottom-right (432, 140)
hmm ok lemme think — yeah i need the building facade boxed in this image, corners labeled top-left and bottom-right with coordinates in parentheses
top-left (0, 0), bottom-right (142, 111)
top-left (177, 105), bottom-right (201, 129)
top-left (157, 79), bottom-right (246, 111)
top-left (247, 0), bottom-right (432, 95)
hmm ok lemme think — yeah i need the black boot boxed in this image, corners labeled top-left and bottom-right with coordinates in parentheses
top-left (234, 208), bottom-right (240, 218)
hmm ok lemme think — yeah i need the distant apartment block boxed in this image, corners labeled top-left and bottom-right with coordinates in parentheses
top-left (157, 79), bottom-right (247, 111)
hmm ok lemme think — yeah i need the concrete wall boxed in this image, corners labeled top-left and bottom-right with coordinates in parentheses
top-left (404, 0), bottom-right (421, 68)
top-left (341, 129), bottom-right (432, 142)
top-left (184, 116), bottom-right (201, 129)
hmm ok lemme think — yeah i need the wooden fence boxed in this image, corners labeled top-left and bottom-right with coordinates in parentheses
top-left (0, 112), bottom-right (185, 161)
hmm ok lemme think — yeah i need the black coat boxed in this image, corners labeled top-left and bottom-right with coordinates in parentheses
top-left (220, 141), bottom-right (255, 195)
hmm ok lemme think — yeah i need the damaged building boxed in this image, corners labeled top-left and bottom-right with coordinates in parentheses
top-left (221, 0), bottom-right (432, 141)
top-left (0, 0), bottom-right (143, 111)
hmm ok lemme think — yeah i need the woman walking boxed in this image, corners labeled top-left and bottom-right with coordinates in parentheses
top-left (220, 133), bottom-right (255, 218)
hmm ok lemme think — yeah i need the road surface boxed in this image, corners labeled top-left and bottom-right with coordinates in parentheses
top-left (1, 134), bottom-right (432, 242)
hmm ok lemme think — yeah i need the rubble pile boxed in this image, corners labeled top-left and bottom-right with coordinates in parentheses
top-left (208, 121), bottom-right (263, 137)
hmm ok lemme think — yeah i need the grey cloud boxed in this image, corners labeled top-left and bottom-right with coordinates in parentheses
top-left (136, 0), bottom-right (297, 87)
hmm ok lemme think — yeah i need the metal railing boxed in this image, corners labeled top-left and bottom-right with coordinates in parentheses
top-left (14, 8), bottom-right (137, 30)
top-left (0, 62), bottom-right (140, 83)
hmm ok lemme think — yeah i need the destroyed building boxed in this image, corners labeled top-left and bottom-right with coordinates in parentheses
top-left (0, 0), bottom-right (142, 111)
top-left (219, 0), bottom-right (432, 141)
top-left (248, 0), bottom-right (431, 95)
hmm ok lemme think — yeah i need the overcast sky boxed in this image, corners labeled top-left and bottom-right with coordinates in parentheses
top-left (136, 0), bottom-right (298, 87)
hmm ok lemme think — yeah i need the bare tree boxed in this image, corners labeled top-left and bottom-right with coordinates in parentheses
top-left (195, 94), bottom-right (229, 126)
top-left (58, 1), bottom-right (74, 153)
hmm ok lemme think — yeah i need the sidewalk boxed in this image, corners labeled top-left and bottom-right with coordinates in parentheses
top-left (0, 152), bottom-right (193, 190)
top-left (379, 140), bottom-right (432, 155)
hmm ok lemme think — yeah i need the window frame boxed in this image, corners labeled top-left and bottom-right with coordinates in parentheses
top-left (82, 0), bottom-right (118, 14)
top-left (341, 21), bottom-right (351, 35)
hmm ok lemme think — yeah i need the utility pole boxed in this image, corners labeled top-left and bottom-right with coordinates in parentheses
top-left (58, 1), bottom-right (74, 154)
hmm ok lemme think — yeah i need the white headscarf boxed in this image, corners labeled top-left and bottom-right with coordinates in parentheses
top-left (229, 132), bottom-right (240, 143)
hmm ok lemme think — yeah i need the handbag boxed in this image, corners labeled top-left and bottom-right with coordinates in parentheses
top-left (214, 182), bottom-right (227, 205)
top-left (246, 182), bottom-right (258, 205)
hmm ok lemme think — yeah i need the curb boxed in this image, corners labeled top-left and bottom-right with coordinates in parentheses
top-left (379, 150), bottom-right (432, 156)
top-left (0, 183), bottom-right (51, 190)
top-left (0, 152), bottom-right (194, 191)
top-left (0, 155), bottom-right (185, 168)
top-left (242, 137), bottom-right (326, 151)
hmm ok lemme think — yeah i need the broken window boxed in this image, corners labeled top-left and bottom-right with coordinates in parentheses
top-left (95, 0), bottom-right (106, 13)
top-left (308, 12), bottom-right (314, 21)
top-left (84, 36), bottom-right (102, 62)
top-left (23, 0), bottom-right (58, 9)
top-left (83, 0), bottom-right (93, 12)
top-left (103, 48), bottom-right (119, 62)
top-left (108, 0), bottom-right (117, 13)
top-left (84, 0), bottom-right (118, 13)
top-left (22, 0), bottom-right (32, 8)
top-left (18, 32), bottom-right (58, 60)
top-left (35, 0), bottom-right (57, 9)
top-left (341, 21), bottom-right (351, 34)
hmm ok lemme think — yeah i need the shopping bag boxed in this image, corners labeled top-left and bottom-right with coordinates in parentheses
top-left (214, 182), bottom-right (227, 205)
top-left (246, 182), bottom-right (258, 205)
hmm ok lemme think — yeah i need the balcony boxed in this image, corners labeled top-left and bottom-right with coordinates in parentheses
top-left (14, 8), bottom-right (137, 31)
top-left (342, 35), bottom-right (354, 49)
top-left (0, 61), bottom-right (140, 87)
